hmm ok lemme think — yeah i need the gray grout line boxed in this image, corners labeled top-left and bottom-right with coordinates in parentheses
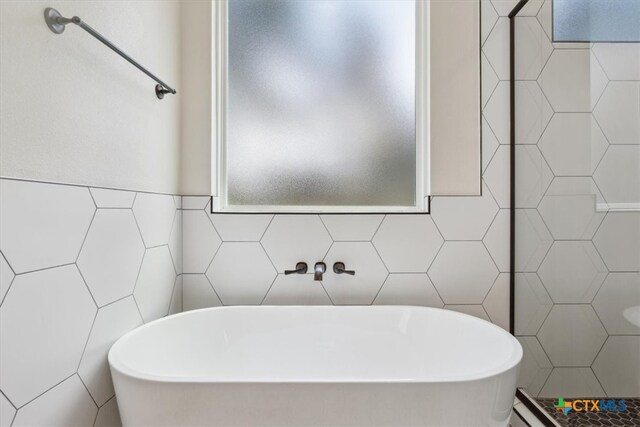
top-left (0, 389), bottom-right (17, 412)
top-left (75, 208), bottom-right (97, 265)
top-left (75, 305), bottom-right (99, 374)
top-left (13, 261), bottom-right (77, 276)
top-left (0, 176), bottom-right (180, 197)
top-left (75, 264), bottom-right (99, 309)
top-left (16, 372), bottom-right (76, 410)
top-left (204, 273), bottom-right (225, 306)
top-left (258, 274), bottom-right (279, 305)
top-left (130, 249), bottom-right (147, 296)
top-left (76, 372), bottom-right (99, 409)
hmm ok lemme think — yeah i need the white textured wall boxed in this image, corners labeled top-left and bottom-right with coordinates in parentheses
top-left (179, 0), bottom-right (213, 195)
top-left (0, 0), bottom-right (181, 194)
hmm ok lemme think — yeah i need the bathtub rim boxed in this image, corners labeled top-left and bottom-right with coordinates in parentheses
top-left (108, 305), bottom-right (523, 385)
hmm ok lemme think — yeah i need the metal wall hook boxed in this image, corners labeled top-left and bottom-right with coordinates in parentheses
top-left (44, 7), bottom-right (176, 99)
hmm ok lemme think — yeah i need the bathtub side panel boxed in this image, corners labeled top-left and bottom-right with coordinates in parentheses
top-left (111, 367), bottom-right (519, 427)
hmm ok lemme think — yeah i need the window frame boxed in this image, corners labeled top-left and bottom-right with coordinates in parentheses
top-left (212, 0), bottom-right (430, 213)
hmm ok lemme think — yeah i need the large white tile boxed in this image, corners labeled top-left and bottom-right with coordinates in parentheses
top-left (594, 82), bottom-right (640, 145)
top-left (168, 275), bottom-right (183, 315)
top-left (444, 305), bottom-right (491, 322)
top-left (516, 337), bottom-right (552, 397)
top-left (78, 297), bottom-right (142, 406)
top-left (0, 252), bottom-right (14, 305)
top-left (482, 209), bottom-right (509, 272)
top-left (538, 114), bottom-right (609, 176)
top-left (181, 196), bottom-right (210, 210)
top-left (206, 243), bottom-right (276, 305)
top-left (592, 336), bottom-right (640, 397)
top-left (593, 273), bottom-right (640, 335)
top-left (481, 0), bottom-right (498, 46)
top-left (514, 273), bottom-right (553, 335)
top-left (538, 50), bottom-right (608, 113)
top-left (319, 215), bottom-right (384, 242)
top-left (484, 146), bottom-right (553, 208)
top-left (0, 265), bottom-right (96, 406)
top-left (515, 146), bottom-right (554, 208)
top-left (372, 215), bottom-right (443, 273)
top-left (77, 210), bottom-right (145, 307)
top-left (516, 209), bottom-right (553, 272)
top-left (168, 210), bottom-right (182, 274)
top-left (431, 182), bottom-right (498, 241)
top-left (12, 375), bottom-right (97, 427)
top-left (94, 397), bottom-right (121, 427)
top-left (491, 0), bottom-right (543, 16)
top-left (593, 212), bottom-right (640, 272)
top-left (263, 274), bottom-right (332, 305)
top-left (261, 216), bottom-right (332, 273)
top-left (321, 242), bottom-right (388, 305)
top-left (482, 118), bottom-right (500, 173)
top-left (592, 43), bottom-right (640, 81)
top-left (483, 273), bottom-right (509, 331)
top-left (481, 53), bottom-right (499, 109)
top-left (538, 241), bottom-right (607, 304)
top-left (0, 392), bottom-right (16, 427)
top-left (0, 180), bottom-right (95, 273)
top-left (484, 81), bottom-right (553, 146)
top-left (483, 147), bottom-right (510, 208)
top-left (133, 193), bottom-right (176, 248)
top-left (133, 246), bottom-right (177, 322)
top-left (428, 242), bottom-right (498, 305)
top-left (182, 274), bottom-right (222, 311)
top-left (538, 305), bottom-right (607, 367)
top-left (89, 188), bottom-right (135, 208)
top-left (539, 368), bottom-right (605, 398)
top-left (538, 178), bottom-right (605, 240)
top-left (182, 210), bottom-right (221, 273)
top-left (483, 209), bottom-right (552, 273)
top-left (208, 214), bottom-right (273, 241)
top-left (373, 274), bottom-right (443, 308)
top-left (598, 148), bottom-right (639, 209)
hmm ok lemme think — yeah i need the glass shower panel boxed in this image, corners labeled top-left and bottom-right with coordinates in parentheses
top-left (553, 0), bottom-right (640, 42)
top-left (514, 36), bottom-right (640, 403)
top-left (227, 0), bottom-right (416, 207)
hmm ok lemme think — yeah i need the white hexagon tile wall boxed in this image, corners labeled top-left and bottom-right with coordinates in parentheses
top-left (0, 179), bottom-right (182, 426)
top-left (181, 0), bottom-right (640, 402)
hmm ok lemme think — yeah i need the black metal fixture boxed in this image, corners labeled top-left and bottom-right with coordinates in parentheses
top-left (333, 262), bottom-right (355, 276)
top-left (313, 262), bottom-right (326, 281)
top-left (509, 3), bottom-right (558, 427)
top-left (43, 7), bottom-right (177, 99)
top-left (508, 0), bottom-right (531, 337)
top-left (284, 262), bottom-right (308, 275)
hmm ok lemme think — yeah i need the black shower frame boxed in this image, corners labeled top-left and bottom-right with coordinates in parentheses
top-left (509, 1), bottom-right (560, 425)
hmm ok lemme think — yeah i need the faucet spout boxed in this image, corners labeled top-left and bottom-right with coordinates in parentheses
top-left (314, 262), bottom-right (326, 281)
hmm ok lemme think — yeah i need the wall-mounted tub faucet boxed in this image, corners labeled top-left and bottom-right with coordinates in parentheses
top-left (333, 262), bottom-right (355, 276)
top-left (314, 262), bottom-right (326, 281)
top-left (284, 262), bottom-right (308, 275)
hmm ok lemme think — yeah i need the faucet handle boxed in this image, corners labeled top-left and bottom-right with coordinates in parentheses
top-left (284, 262), bottom-right (308, 275)
top-left (333, 262), bottom-right (355, 276)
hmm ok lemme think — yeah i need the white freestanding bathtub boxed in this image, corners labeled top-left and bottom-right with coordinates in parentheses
top-left (109, 306), bottom-right (522, 426)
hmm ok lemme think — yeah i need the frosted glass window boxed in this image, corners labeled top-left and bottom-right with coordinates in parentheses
top-left (226, 0), bottom-right (416, 207)
top-left (553, 0), bottom-right (640, 42)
